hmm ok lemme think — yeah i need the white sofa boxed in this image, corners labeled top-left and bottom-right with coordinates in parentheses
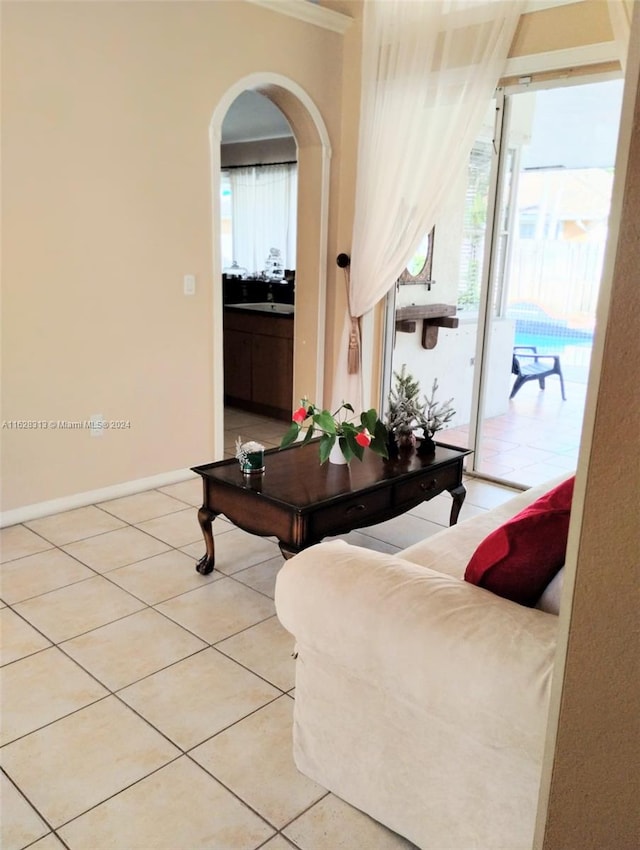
top-left (275, 476), bottom-right (570, 850)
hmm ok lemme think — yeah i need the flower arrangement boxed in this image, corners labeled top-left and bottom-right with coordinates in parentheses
top-left (386, 365), bottom-right (455, 450)
top-left (280, 399), bottom-right (389, 464)
top-left (385, 365), bottom-right (424, 445)
top-left (422, 377), bottom-right (455, 437)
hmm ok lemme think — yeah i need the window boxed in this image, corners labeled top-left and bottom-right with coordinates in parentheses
top-left (220, 163), bottom-right (297, 275)
top-left (457, 141), bottom-right (492, 312)
top-left (220, 171), bottom-right (233, 270)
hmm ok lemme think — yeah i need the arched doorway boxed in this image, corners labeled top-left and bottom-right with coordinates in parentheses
top-left (210, 73), bottom-right (331, 458)
top-left (219, 91), bottom-right (297, 436)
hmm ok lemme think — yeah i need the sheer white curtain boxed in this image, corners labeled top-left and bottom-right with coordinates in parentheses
top-left (229, 164), bottom-right (297, 274)
top-left (338, 0), bottom-right (525, 403)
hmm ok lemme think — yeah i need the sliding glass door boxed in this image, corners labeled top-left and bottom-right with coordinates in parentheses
top-left (385, 75), bottom-right (624, 489)
top-left (455, 77), bottom-right (624, 487)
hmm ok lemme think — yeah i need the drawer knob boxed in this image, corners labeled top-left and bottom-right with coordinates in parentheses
top-left (346, 503), bottom-right (367, 515)
top-left (420, 479), bottom-right (438, 492)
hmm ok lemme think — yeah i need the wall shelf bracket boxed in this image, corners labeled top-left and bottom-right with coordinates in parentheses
top-left (394, 303), bottom-right (459, 349)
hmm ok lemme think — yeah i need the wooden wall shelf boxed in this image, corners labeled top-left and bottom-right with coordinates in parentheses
top-left (395, 303), bottom-right (459, 349)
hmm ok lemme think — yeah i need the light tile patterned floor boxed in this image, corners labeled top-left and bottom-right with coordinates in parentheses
top-left (1, 411), bottom-right (524, 850)
top-left (445, 378), bottom-right (586, 487)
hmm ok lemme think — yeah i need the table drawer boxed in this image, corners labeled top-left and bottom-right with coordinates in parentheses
top-left (308, 489), bottom-right (390, 539)
top-left (393, 465), bottom-right (460, 508)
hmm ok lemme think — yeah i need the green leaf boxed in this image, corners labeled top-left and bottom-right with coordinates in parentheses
top-left (374, 418), bottom-right (389, 443)
top-left (302, 424), bottom-right (316, 444)
top-left (280, 423), bottom-right (300, 448)
top-left (361, 408), bottom-right (379, 433)
top-left (318, 433), bottom-right (335, 463)
top-left (344, 430), bottom-right (364, 462)
top-left (369, 438), bottom-right (389, 459)
top-left (340, 431), bottom-right (362, 460)
top-left (314, 410), bottom-right (337, 434)
top-left (342, 402), bottom-right (355, 413)
top-left (369, 419), bottom-right (390, 458)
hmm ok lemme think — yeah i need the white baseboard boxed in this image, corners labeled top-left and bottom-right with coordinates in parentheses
top-left (0, 468), bottom-right (199, 528)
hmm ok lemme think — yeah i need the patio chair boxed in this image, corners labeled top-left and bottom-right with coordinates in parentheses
top-left (510, 345), bottom-right (566, 400)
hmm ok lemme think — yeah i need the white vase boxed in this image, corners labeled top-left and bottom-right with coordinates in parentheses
top-left (329, 441), bottom-right (348, 465)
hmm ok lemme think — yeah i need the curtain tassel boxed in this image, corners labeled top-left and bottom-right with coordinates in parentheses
top-left (348, 315), bottom-right (361, 375)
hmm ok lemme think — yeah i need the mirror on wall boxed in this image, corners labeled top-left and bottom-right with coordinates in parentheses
top-left (398, 227), bottom-right (435, 284)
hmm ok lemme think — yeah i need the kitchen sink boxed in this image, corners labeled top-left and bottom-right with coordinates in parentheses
top-left (226, 302), bottom-right (295, 315)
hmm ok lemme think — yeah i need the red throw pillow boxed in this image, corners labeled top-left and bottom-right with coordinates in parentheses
top-left (464, 477), bottom-right (575, 606)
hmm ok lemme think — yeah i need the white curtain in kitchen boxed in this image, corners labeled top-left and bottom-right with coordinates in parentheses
top-left (338, 0), bottom-right (525, 403)
top-left (230, 164), bottom-right (297, 275)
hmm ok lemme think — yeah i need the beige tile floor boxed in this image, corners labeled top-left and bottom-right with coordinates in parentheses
top-left (1, 410), bottom-right (523, 850)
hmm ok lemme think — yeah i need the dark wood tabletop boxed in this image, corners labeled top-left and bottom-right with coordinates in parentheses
top-left (191, 440), bottom-right (471, 574)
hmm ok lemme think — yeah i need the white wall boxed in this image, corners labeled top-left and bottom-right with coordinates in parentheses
top-left (392, 318), bottom-right (514, 430)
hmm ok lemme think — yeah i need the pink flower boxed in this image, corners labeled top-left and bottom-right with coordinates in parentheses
top-left (292, 406), bottom-right (307, 424)
top-left (355, 429), bottom-right (371, 447)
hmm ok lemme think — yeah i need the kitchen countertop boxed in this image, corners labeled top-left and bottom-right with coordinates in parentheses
top-left (225, 302), bottom-right (295, 316)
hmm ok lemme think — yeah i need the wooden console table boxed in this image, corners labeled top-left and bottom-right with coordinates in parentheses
top-left (192, 441), bottom-right (472, 575)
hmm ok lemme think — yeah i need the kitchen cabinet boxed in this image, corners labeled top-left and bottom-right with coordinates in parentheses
top-left (223, 308), bottom-right (294, 420)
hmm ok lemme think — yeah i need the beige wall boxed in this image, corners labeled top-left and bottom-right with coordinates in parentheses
top-left (1, 0), bottom-right (345, 512)
top-left (510, 1), bottom-right (613, 57)
top-left (536, 6), bottom-right (640, 845)
top-left (2, 1), bottom-right (637, 845)
top-left (0, 0), bottom-right (622, 516)
top-left (326, 1), bottom-right (364, 402)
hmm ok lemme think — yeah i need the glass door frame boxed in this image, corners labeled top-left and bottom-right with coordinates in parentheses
top-left (467, 87), bottom-right (509, 480)
top-left (381, 70), bottom-right (623, 486)
top-left (468, 71), bottom-right (621, 484)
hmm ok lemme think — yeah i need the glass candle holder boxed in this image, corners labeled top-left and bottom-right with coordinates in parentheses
top-left (236, 440), bottom-right (265, 475)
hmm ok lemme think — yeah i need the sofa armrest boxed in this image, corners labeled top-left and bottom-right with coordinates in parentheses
top-left (276, 539), bottom-right (557, 745)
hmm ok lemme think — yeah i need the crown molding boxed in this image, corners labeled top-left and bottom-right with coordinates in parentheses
top-left (525, 0), bottom-right (586, 10)
top-left (504, 41), bottom-right (620, 77)
top-left (245, 0), bottom-right (353, 35)
top-left (246, 1), bottom-right (592, 38)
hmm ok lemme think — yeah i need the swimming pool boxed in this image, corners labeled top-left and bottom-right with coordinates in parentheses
top-left (514, 332), bottom-right (593, 384)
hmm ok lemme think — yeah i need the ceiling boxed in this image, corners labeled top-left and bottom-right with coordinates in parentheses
top-left (221, 91), bottom-right (293, 144)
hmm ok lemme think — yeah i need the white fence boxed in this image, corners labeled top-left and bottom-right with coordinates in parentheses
top-left (508, 238), bottom-right (606, 316)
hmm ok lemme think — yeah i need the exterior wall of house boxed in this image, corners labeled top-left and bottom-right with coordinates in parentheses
top-left (1, 0), bottom-right (346, 511)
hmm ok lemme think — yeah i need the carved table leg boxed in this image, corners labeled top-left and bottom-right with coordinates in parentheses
top-left (278, 540), bottom-right (319, 560)
top-left (196, 506), bottom-right (217, 575)
top-left (449, 484), bottom-right (467, 526)
top-left (279, 542), bottom-right (298, 560)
